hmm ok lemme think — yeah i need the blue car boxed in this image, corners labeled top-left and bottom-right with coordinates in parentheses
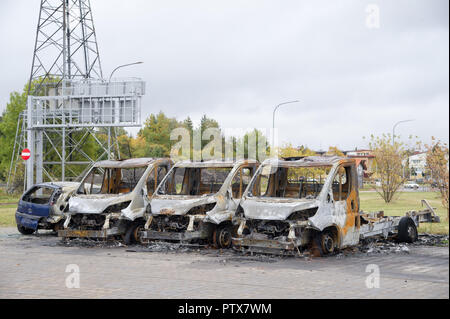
top-left (15, 182), bottom-right (79, 235)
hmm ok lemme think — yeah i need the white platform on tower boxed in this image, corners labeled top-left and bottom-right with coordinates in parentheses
top-left (27, 79), bottom-right (145, 129)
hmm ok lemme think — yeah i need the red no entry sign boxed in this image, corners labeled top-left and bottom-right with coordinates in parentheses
top-left (21, 148), bottom-right (31, 161)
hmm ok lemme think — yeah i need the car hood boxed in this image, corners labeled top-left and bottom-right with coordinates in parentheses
top-left (241, 197), bottom-right (319, 220)
top-left (68, 194), bottom-right (131, 215)
top-left (151, 195), bottom-right (217, 216)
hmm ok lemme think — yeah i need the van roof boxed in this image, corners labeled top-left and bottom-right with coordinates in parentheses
top-left (263, 156), bottom-right (354, 167)
top-left (94, 158), bottom-right (172, 168)
top-left (173, 159), bottom-right (259, 168)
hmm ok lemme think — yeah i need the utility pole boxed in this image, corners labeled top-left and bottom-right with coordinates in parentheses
top-left (392, 119), bottom-right (414, 145)
top-left (272, 100), bottom-right (300, 148)
top-left (109, 62), bottom-right (144, 81)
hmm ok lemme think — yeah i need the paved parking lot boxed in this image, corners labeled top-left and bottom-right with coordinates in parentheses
top-left (0, 227), bottom-right (448, 299)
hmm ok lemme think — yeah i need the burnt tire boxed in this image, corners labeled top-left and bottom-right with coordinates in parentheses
top-left (213, 224), bottom-right (233, 249)
top-left (52, 221), bottom-right (64, 233)
top-left (311, 230), bottom-right (335, 257)
top-left (124, 220), bottom-right (145, 245)
top-left (397, 217), bottom-right (418, 243)
top-left (17, 224), bottom-right (35, 235)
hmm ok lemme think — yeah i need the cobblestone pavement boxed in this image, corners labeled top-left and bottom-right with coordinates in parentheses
top-left (0, 227), bottom-right (448, 299)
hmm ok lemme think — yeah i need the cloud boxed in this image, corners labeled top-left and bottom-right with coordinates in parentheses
top-left (0, 0), bottom-right (448, 150)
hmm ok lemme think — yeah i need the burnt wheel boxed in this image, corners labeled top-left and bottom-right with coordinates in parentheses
top-left (311, 230), bottom-right (335, 257)
top-left (321, 231), bottom-right (335, 254)
top-left (53, 221), bottom-right (64, 233)
top-left (17, 224), bottom-right (35, 235)
top-left (213, 224), bottom-right (233, 249)
top-left (124, 220), bottom-right (145, 245)
top-left (398, 217), bottom-right (418, 243)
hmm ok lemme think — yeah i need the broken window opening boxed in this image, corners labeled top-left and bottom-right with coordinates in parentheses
top-left (80, 167), bottom-right (147, 195)
top-left (231, 167), bottom-right (254, 199)
top-left (147, 166), bottom-right (168, 196)
top-left (250, 165), bottom-right (332, 199)
top-left (159, 167), bottom-right (233, 196)
top-left (332, 165), bottom-right (352, 201)
top-left (22, 186), bottom-right (56, 205)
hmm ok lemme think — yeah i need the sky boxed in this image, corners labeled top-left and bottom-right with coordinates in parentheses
top-left (0, 0), bottom-right (448, 151)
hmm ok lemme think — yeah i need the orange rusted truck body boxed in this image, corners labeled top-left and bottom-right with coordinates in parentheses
top-left (232, 156), bottom-right (438, 256)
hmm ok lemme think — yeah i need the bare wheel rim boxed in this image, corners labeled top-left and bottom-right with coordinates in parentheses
top-left (219, 228), bottom-right (231, 247)
top-left (407, 225), bottom-right (416, 239)
top-left (322, 234), bottom-right (334, 253)
top-left (133, 225), bottom-right (144, 242)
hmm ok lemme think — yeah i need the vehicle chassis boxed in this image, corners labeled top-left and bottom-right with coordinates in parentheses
top-left (232, 157), bottom-right (439, 256)
top-left (233, 208), bottom-right (438, 255)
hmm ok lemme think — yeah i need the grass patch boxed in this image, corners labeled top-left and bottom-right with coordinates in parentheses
top-left (0, 188), bottom-right (20, 227)
top-left (0, 195), bottom-right (19, 204)
top-left (361, 183), bottom-right (376, 190)
top-left (360, 191), bottom-right (449, 235)
top-left (0, 189), bottom-right (20, 204)
top-left (0, 205), bottom-right (17, 227)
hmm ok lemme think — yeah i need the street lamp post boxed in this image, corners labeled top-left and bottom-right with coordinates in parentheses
top-left (108, 61), bottom-right (144, 82)
top-left (392, 119), bottom-right (414, 145)
top-left (106, 61), bottom-right (143, 160)
top-left (272, 100), bottom-right (300, 148)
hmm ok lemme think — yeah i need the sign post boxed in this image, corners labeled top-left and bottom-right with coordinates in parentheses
top-left (21, 148), bottom-right (31, 161)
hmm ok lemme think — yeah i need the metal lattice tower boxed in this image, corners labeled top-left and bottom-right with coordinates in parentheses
top-left (29, 0), bottom-right (103, 95)
top-left (8, 0), bottom-right (145, 191)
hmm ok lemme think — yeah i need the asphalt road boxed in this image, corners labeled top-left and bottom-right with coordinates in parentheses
top-left (0, 227), bottom-right (448, 299)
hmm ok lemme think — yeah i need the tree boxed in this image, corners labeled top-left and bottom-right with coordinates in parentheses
top-left (183, 117), bottom-right (194, 135)
top-left (179, 117), bottom-right (194, 159)
top-left (146, 144), bottom-right (169, 158)
top-left (279, 144), bottom-right (316, 158)
top-left (199, 114), bottom-right (219, 131)
top-left (425, 137), bottom-right (449, 220)
top-left (326, 146), bottom-right (344, 156)
top-left (368, 134), bottom-right (408, 203)
top-left (0, 77), bottom-right (58, 182)
top-left (0, 91), bottom-right (27, 181)
top-left (234, 129), bottom-right (270, 161)
top-left (139, 111), bottom-right (182, 157)
top-left (117, 134), bottom-right (134, 159)
top-left (130, 135), bottom-right (148, 158)
top-left (198, 114), bottom-right (220, 150)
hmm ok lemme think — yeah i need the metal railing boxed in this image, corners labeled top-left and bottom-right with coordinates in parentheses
top-left (28, 100), bottom-right (141, 127)
top-left (62, 78), bottom-right (145, 97)
top-left (35, 78), bottom-right (145, 98)
top-left (27, 78), bottom-right (144, 128)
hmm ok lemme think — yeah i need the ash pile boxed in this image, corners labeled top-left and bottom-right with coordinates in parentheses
top-left (59, 238), bottom-right (125, 249)
top-left (414, 233), bottom-right (449, 246)
top-left (337, 233), bottom-right (449, 258)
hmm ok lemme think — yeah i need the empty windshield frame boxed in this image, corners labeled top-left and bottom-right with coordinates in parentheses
top-left (250, 164), bottom-right (332, 199)
top-left (80, 166), bottom-right (147, 195)
top-left (158, 167), bottom-right (233, 196)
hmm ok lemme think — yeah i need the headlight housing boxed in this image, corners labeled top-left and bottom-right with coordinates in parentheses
top-left (103, 201), bottom-right (131, 214)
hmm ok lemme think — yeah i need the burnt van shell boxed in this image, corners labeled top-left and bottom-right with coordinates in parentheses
top-left (16, 183), bottom-right (63, 231)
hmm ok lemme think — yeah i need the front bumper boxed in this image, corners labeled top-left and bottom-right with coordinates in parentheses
top-left (232, 237), bottom-right (297, 254)
top-left (58, 227), bottom-right (121, 239)
top-left (140, 229), bottom-right (209, 242)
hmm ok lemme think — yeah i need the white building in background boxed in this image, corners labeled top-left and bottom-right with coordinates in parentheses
top-left (408, 152), bottom-right (427, 177)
